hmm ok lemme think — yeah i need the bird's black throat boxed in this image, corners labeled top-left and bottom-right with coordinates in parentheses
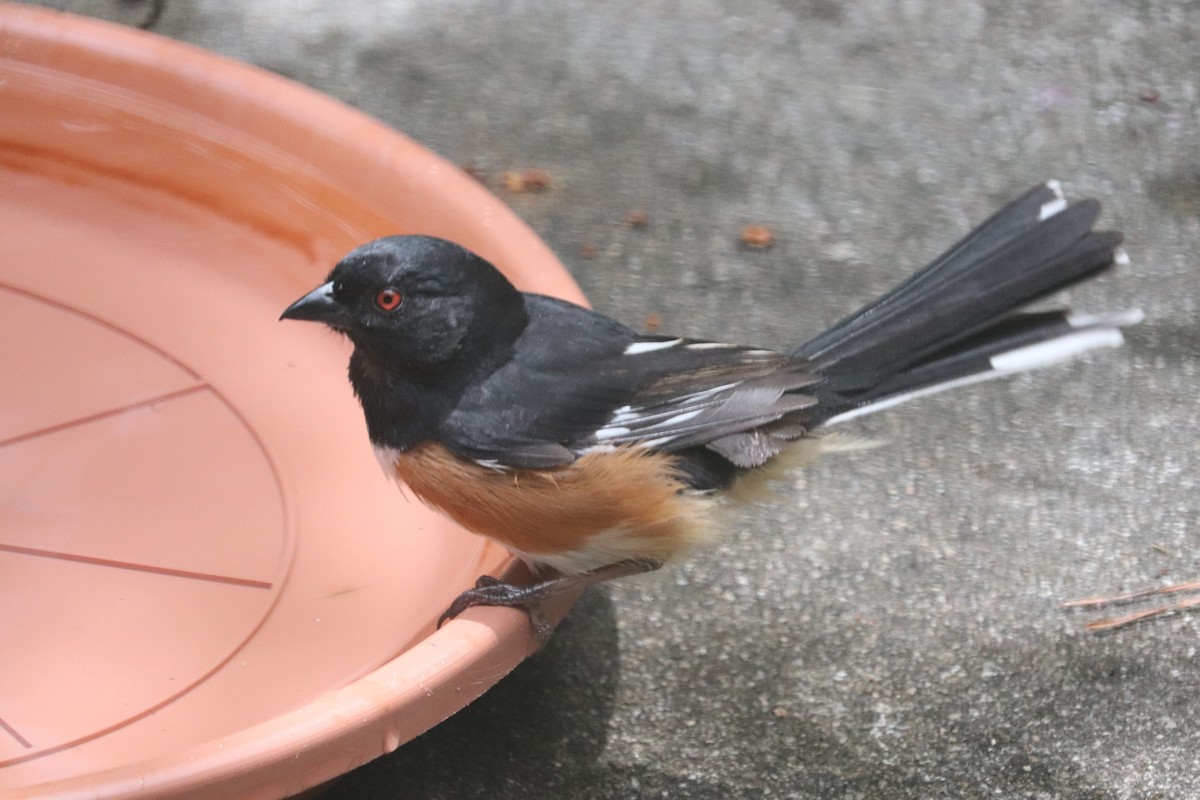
top-left (347, 301), bottom-right (529, 452)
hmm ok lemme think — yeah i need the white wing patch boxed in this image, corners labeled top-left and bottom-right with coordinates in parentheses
top-left (594, 425), bottom-right (633, 441)
top-left (585, 340), bottom-right (817, 457)
top-left (594, 409), bottom-right (704, 444)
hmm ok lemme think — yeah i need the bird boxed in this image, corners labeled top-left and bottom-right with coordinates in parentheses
top-left (281, 180), bottom-right (1139, 642)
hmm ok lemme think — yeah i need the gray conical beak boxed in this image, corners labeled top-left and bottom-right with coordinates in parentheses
top-left (280, 282), bottom-right (341, 323)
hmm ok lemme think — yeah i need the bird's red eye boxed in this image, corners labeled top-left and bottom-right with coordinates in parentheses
top-left (375, 288), bottom-right (403, 311)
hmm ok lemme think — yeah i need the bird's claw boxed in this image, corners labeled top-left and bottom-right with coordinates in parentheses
top-left (437, 576), bottom-right (554, 644)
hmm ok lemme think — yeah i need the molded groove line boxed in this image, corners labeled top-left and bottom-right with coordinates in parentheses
top-left (0, 543), bottom-right (272, 589)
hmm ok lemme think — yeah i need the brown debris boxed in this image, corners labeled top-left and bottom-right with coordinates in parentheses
top-left (502, 167), bottom-right (554, 193)
top-left (623, 209), bottom-right (650, 228)
top-left (1063, 580), bottom-right (1200, 631)
top-left (739, 224), bottom-right (775, 249)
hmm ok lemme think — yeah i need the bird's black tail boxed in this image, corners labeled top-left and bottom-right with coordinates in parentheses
top-left (793, 181), bottom-right (1139, 425)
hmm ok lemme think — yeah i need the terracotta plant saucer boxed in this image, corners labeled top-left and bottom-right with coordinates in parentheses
top-left (0, 5), bottom-right (583, 797)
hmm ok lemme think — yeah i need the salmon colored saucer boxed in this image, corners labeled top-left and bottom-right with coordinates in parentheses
top-left (0, 5), bottom-right (584, 797)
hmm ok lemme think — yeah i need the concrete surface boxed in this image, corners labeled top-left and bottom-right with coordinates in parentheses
top-left (38, 1), bottom-right (1200, 797)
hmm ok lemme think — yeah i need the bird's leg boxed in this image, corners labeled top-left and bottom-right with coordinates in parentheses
top-left (439, 558), bottom-right (664, 643)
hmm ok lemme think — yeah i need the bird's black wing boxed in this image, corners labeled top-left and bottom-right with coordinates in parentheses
top-left (440, 294), bottom-right (821, 470)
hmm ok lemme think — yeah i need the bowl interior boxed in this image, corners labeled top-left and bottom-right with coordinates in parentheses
top-left (0, 6), bottom-right (581, 797)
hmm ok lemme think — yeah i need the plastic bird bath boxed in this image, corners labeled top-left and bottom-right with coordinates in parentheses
top-left (0, 5), bottom-right (583, 797)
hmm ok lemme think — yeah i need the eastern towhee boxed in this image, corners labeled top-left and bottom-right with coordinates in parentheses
top-left (282, 181), bottom-right (1138, 641)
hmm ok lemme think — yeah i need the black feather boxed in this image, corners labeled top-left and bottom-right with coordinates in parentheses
top-left (794, 184), bottom-right (1128, 421)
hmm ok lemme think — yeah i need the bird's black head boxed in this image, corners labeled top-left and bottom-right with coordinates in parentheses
top-left (281, 235), bottom-right (528, 376)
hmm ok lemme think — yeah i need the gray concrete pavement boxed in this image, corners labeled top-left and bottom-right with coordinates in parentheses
top-left (43, 1), bottom-right (1200, 797)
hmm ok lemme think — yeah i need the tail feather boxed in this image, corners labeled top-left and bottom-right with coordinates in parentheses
top-left (821, 308), bottom-right (1142, 426)
top-left (795, 181), bottom-right (1073, 363)
top-left (795, 181), bottom-right (1136, 425)
top-left (796, 183), bottom-right (1070, 362)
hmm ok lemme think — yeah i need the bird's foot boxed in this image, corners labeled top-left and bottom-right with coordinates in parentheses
top-left (438, 558), bottom-right (664, 645)
top-left (438, 574), bottom-right (559, 642)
